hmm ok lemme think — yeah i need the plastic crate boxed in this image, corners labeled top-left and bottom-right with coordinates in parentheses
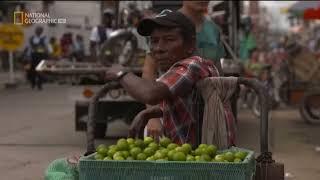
top-left (79, 147), bottom-right (256, 180)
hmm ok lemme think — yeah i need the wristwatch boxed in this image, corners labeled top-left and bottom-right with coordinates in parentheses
top-left (116, 70), bottom-right (129, 80)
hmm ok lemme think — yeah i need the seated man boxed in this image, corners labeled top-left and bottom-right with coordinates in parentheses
top-left (105, 11), bottom-right (219, 145)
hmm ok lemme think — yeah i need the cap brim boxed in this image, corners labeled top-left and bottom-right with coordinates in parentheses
top-left (137, 18), bottom-right (178, 36)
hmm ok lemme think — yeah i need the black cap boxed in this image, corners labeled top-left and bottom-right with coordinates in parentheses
top-left (137, 9), bottom-right (196, 37)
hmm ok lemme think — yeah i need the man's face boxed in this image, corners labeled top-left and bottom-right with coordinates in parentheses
top-left (35, 27), bottom-right (43, 36)
top-left (150, 27), bottom-right (192, 71)
top-left (184, 1), bottom-right (209, 14)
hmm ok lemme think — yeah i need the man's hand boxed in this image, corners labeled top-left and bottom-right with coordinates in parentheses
top-left (105, 64), bottom-right (125, 81)
top-left (146, 118), bottom-right (163, 142)
top-left (128, 106), bottom-right (163, 138)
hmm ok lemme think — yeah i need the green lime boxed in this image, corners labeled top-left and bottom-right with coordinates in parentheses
top-left (234, 151), bottom-right (248, 160)
top-left (200, 154), bottom-right (211, 162)
top-left (154, 151), bottom-right (166, 160)
top-left (214, 154), bottom-right (225, 162)
top-left (107, 148), bottom-right (117, 158)
top-left (94, 153), bottom-right (104, 160)
top-left (130, 147), bottom-right (142, 158)
top-left (103, 156), bottom-right (113, 161)
top-left (144, 136), bottom-right (154, 145)
top-left (234, 158), bottom-right (242, 163)
top-left (117, 139), bottom-right (129, 151)
top-left (126, 156), bottom-right (134, 160)
top-left (113, 156), bottom-right (125, 161)
top-left (172, 152), bottom-right (186, 161)
top-left (186, 155), bottom-right (195, 161)
top-left (167, 150), bottom-right (176, 161)
top-left (143, 147), bottom-right (155, 157)
top-left (159, 137), bottom-right (171, 147)
top-left (207, 145), bottom-right (217, 157)
top-left (224, 152), bottom-right (235, 162)
top-left (198, 144), bottom-right (208, 149)
top-left (181, 143), bottom-right (192, 154)
top-left (167, 143), bottom-right (178, 150)
top-left (136, 153), bottom-right (147, 160)
top-left (126, 138), bottom-right (135, 145)
top-left (134, 139), bottom-right (144, 148)
top-left (121, 151), bottom-right (130, 158)
top-left (148, 142), bottom-right (159, 150)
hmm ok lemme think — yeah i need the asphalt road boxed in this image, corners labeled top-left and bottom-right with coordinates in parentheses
top-left (0, 80), bottom-right (319, 180)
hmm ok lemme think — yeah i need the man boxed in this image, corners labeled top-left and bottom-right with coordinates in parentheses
top-left (142, 1), bottom-right (226, 139)
top-left (28, 26), bottom-right (49, 90)
top-left (89, 8), bottom-right (114, 61)
top-left (105, 11), bottom-right (218, 145)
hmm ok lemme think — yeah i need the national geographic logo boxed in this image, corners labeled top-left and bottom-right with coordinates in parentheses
top-left (14, 11), bottom-right (67, 25)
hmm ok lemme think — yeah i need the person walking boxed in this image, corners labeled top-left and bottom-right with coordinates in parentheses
top-left (28, 26), bottom-right (49, 90)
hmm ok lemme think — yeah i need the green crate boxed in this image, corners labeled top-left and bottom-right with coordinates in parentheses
top-left (79, 147), bottom-right (256, 180)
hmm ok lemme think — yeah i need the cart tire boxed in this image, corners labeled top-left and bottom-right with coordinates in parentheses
top-left (299, 91), bottom-right (320, 124)
top-left (94, 123), bottom-right (107, 139)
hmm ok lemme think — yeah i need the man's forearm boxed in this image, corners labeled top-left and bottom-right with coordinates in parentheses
top-left (119, 72), bottom-right (171, 105)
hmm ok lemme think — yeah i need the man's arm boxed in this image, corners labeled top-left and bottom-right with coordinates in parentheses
top-left (120, 72), bottom-right (171, 105)
top-left (89, 27), bottom-right (99, 61)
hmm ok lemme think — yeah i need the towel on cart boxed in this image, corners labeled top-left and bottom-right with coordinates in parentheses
top-left (197, 77), bottom-right (238, 149)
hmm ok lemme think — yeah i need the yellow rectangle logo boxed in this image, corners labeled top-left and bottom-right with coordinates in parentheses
top-left (14, 11), bottom-right (24, 25)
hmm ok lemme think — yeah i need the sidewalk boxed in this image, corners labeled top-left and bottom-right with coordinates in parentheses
top-left (0, 70), bottom-right (27, 89)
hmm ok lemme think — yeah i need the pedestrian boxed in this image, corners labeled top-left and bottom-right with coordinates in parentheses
top-left (60, 32), bottom-right (74, 60)
top-left (105, 10), bottom-right (221, 145)
top-left (28, 26), bottom-right (49, 90)
top-left (141, 1), bottom-right (226, 139)
top-left (89, 8), bottom-right (114, 62)
top-left (48, 36), bottom-right (61, 60)
top-left (73, 34), bottom-right (85, 62)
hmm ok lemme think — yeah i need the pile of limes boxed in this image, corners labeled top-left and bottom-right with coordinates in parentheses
top-left (94, 137), bottom-right (248, 162)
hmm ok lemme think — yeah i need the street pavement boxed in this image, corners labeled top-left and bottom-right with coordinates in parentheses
top-left (0, 79), bottom-right (319, 180)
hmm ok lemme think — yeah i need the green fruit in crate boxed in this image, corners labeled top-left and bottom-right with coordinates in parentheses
top-left (129, 144), bottom-right (137, 149)
top-left (130, 147), bottom-right (142, 158)
top-left (200, 154), bottom-right (211, 162)
top-left (117, 139), bottom-right (129, 151)
top-left (172, 152), bottom-right (186, 161)
top-left (113, 152), bottom-right (123, 159)
top-left (186, 155), bottom-right (195, 161)
top-left (121, 151), bottom-right (130, 158)
top-left (94, 153), bottom-right (104, 160)
top-left (134, 139), bottom-right (144, 148)
top-left (195, 156), bottom-right (201, 161)
top-left (207, 145), bottom-right (217, 156)
top-left (190, 150), bottom-right (196, 156)
top-left (159, 147), bottom-right (165, 150)
top-left (198, 144), bottom-right (208, 149)
top-left (234, 158), bottom-right (242, 163)
top-left (160, 149), bottom-right (169, 156)
top-left (146, 156), bottom-right (155, 161)
top-left (175, 147), bottom-right (185, 153)
top-left (114, 156), bottom-right (125, 161)
top-left (148, 142), bottom-right (159, 150)
top-left (181, 143), bottom-right (192, 154)
top-left (97, 146), bottom-right (109, 157)
top-left (109, 145), bottom-right (117, 150)
top-left (167, 150), bottom-right (176, 160)
top-left (126, 156), bottom-right (134, 160)
top-left (96, 144), bottom-right (108, 152)
top-left (224, 152), bottom-right (235, 162)
top-left (159, 137), bottom-right (171, 147)
top-left (167, 143), bottom-right (178, 150)
top-left (136, 153), bottom-right (147, 160)
top-left (144, 136), bottom-right (154, 145)
top-left (143, 147), bottom-right (155, 157)
top-left (214, 154), bottom-right (225, 162)
top-left (194, 148), bottom-right (202, 156)
top-left (234, 151), bottom-right (248, 160)
top-left (103, 156), bottom-right (113, 161)
top-left (107, 148), bottom-right (118, 157)
top-left (154, 151), bottom-right (166, 160)
top-left (126, 138), bottom-right (135, 145)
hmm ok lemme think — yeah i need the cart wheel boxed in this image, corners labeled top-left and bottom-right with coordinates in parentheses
top-left (299, 91), bottom-right (320, 124)
top-left (94, 123), bottom-right (107, 139)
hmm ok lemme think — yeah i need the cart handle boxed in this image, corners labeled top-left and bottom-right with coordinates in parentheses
top-left (85, 78), bottom-right (270, 157)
